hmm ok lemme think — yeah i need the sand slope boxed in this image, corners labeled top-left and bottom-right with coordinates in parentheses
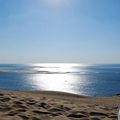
top-left (0, 91), bottom-right (119, 120)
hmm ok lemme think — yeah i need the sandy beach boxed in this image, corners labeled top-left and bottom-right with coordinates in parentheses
top-left (0, 91), bottom-right (119, 120)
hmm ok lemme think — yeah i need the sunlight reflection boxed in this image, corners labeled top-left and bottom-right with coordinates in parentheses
top-left (30, 73), bottom-right (89, 95)
top-left (25, 63), bottom-right (91, 95)
top-left (32, 63), bottom-right (86, 73)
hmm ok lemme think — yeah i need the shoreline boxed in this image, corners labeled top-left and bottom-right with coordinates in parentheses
top-left (1, 89), bottom-right (119, 97)
top-left (0, 90), bottom-right (119, 120)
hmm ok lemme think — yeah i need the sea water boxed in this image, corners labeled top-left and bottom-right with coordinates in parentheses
top-left (0, 63), bottom-right (120, 96)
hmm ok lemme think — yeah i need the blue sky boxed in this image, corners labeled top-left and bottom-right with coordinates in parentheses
top-left (0, 0), bottom-right (120, 64)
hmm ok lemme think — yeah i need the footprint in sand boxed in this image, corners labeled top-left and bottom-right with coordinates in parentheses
top-left (32, 117), bottom-right (41, 120)
top-left (48, 107), bottom-right (65, 112)
top-left (12, 103), bottom-right (27, 109)
top-left (67, 111), bottom-right (87, 118)
top-left (90, 111), bottom-right (108, 117)
top-left (0, 93), bottom-right (4, 96)
top-left (0, 107), bottom-right (11, 112)
top-left (18, 115), bottom-right (29, 120)
top-left (26, 101), bottom-right (36, 105)
top-left (39, 102), bottom-right (48, 108)
top-left (32, 110), bottom-right (51, 115)
top-left (6, 111), bottom-right (18, 116)
top-left (13, 101), bottom-right (23, 105)
top-left (0, 97), bottom-right (11, 102)
top-left (57, 105), bottom-right (71, 111)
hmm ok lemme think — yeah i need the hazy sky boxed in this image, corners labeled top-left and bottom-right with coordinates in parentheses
top-left (0, 0), bottom-right (120, 64)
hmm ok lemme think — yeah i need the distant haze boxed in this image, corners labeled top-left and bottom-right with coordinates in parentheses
top-left (0, 0), bottom-right (120, 64)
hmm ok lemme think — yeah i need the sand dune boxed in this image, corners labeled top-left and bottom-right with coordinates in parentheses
top-left (0, 91), bottom-right (119, 120)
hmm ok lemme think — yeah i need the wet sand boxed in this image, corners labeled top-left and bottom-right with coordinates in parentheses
top-left (0, 90), bottom-right (119, 120)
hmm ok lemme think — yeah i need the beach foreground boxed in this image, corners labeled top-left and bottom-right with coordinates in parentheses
top-left (0, 91), bottom-right (119, 120)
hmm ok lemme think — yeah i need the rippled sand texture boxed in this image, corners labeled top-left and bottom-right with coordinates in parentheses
top-left (0, 91), bottom-right (119, 120)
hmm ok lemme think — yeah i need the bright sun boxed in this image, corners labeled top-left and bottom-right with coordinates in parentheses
top-left (45, 0), bottom-right (69, 8)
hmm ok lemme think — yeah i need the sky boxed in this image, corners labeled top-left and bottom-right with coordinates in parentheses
top-left (0, 0), bottom-right (120, 64)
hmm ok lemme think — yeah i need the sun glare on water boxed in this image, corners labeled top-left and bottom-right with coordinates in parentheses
top-left (28, 63), bottom-right (88, 95)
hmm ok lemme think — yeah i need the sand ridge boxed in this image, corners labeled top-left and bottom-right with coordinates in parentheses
top-left (0, 91), bottom-right (119, 120)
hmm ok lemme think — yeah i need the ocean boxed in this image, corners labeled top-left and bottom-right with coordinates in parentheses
top-left (0, 63), bottom-right (120, 96)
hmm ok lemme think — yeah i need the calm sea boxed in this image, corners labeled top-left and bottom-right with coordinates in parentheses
top-left (0, 63), bottom-right (120, 96)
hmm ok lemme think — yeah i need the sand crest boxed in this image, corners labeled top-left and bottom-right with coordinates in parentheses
top-left (0, 91), bottom-right (119, 120)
